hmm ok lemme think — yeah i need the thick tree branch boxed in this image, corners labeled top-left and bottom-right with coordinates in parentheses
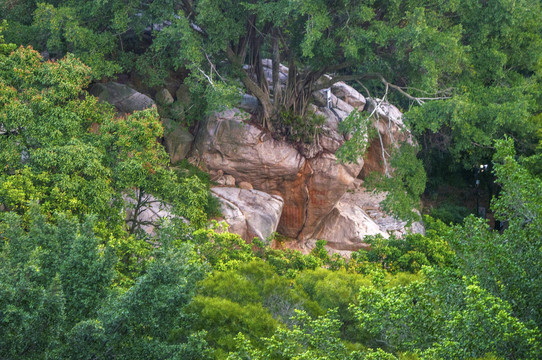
top-left (314, 73), bottom-right (452, 104)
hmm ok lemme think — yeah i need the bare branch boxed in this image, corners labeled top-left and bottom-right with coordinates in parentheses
top-left (355, 80), bottom-right (372, 99)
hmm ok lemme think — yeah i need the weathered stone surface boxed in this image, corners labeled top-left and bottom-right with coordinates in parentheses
top-left (89, 82), bottom-right (154, 114)
top-left (162, 118), bottom-right (194, 164)
top-left (193, 109), bottom-right (367, 239)
top-left (193, 110), bottom-right (305, 238)
top-left (192, 62), bottom-right (417, 247)
top-left (211, 187), bottom-right (284, 241)
top-left (238, 181), bottom-right (254, 190)
top-left (314, 108), bottom-right (346, 153)
top-left (156, 88), bottom-right (174, 105)
top-left (193, 109), bottom-right (305, 186)
top-left (309, 201), bottom-right (386, 252)
top-left (239, 94), bottom-right (259, 114)
top-left (212, 193), bottom-right (248, 239)
top-left (331, 81), bottom-right (366, 109)
top-left (312, 88), bottom-right (355, 116)
top-left (312, 89), bottom-right (337, 108)
top-left (224, 175), bottom-right (236, 187)
top-left (365, 98), bottom-right (405, 126)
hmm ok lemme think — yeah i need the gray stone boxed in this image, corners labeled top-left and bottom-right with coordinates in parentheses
top-left (308, 179), bottom-right (424, 256)
top-left (239, 94), bottom-right (259, 114)
top-left (89, 82), bottom-right (155, 114)
top-left (310, 201), bottom-right (387, 252)
top-left (331, 82), bottom-right (366, 109)
top-left (156, 88), bottom-right (174, 105)
top-left (162, 118), bottom-right (194, 164)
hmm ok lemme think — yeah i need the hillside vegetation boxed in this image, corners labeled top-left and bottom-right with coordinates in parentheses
top-left (1, 1), bottom-right (542, 359)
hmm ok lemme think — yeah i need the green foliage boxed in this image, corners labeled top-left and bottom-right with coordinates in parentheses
top-left (275, 109), bottom-right (325, 144)
top-left (78, 240), bottom-right (209, 360)
top-left (352, 268), bottom-right (542, 359)
top-left (192, 226), bottom-right (256, 271)
top-left (366, 144), bottom-right (427, 223)
top-left (187, 260), bottom-right (324, 357)
top-left (363, 216), bottom-right (454, 273)
top-left (260, 245), bottom-right (323, 278)
top-left (0, 207), bottom-right (114, 359)
top-left (447, 138), bottom-right (542, 327)
top-left (175, 159), bottom-right (222, 219)
top-left (0, 46), bottom-right (211, 235)
top-left (188, 296), bottom-right (279, 358)
top-left (0, 21), bottom-right (17, 55)
top-left (403, 0), bottom-right (542, 171)
top-left (336, 109), bottom-right (374, 163)
top-left (429, 202), bottom-right (472, 225)
top-left (32, 3), bottom-right (120, 78)
top-left (228, 310), bottom-right (399, 360)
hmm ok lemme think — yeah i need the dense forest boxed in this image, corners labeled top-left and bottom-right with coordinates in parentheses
top-left (1, 0), bottom-right (542, 359)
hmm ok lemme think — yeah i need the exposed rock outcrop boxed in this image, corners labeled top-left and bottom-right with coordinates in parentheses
top-left (192, 107), bottom-right (363, 239)
top-left (211, 187), bottom-right (284, 241)
top-left (104, 60), bottom-right (422, 253)
top-left (191, 61), bottom-right (423, 246)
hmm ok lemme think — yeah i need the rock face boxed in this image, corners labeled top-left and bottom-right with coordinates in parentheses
top-left (211, 187), bottom-right (284, 241)
top-left (331, 82), bottom-right (366, 109)
top-left (89, 82), bottom-right (155, 114)
top-left (309, 198), bottom-right (386, 252)
top-left (156, 88), bottom-right (174, 105)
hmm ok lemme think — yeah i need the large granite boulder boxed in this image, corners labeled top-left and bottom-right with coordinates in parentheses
top-left (193, 109), bottom-right (305, 185)
top-left (307, 203), bottom-right (385, 255)
top-left (191, 61), bottom-right (420, 248)
top-left (301, 154), bottom-right (363, 239)
top-left (89, 82), bottom-right (155, 114)
top-left (211, 187), bottom-right (284, 241)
